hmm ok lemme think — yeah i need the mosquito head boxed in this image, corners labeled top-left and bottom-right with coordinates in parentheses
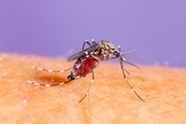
top-left (113, 50), bottom-right (121, 58)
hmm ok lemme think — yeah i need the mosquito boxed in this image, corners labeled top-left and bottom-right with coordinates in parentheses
top-left (28, 39), bottom-right (144, 102)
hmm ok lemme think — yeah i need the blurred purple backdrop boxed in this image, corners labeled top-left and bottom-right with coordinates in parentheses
top-left (0, 0), bottom-right (185, 67)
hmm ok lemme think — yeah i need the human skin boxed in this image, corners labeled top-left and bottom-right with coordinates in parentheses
top-left (0, 53), bottom-right (185, 124)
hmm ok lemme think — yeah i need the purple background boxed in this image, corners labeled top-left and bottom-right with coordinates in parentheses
top-left (0, 0), bottom-right (185, 67)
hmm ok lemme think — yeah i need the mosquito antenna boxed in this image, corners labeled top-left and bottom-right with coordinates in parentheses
top-left (120, 49), bottom-right (135, 55)
top-left (119, 58), bottom-right (144, 101)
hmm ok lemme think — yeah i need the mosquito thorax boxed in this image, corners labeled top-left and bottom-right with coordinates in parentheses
top-left (96, 40), bottom-right (117, 60)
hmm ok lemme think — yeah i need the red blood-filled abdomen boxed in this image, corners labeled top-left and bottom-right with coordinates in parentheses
top-left (68, 55), bottom-right (99, 80)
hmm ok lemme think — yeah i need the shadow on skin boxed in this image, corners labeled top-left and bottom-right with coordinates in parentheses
top-left (32, 73), bottom-right (72, 86)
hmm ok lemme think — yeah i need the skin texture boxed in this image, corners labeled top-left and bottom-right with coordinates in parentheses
top-left (0, 53), bottom-right (185, 124)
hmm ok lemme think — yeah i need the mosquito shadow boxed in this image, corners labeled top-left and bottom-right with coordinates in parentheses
top-left (33, 74), bottom-right (72, 85)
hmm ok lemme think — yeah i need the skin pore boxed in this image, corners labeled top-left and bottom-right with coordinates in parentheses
top-left (0, 53), bottom-right (185, 124)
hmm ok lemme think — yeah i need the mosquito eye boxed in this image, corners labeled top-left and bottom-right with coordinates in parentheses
top-left (114, 51), bottom-right (120, 57)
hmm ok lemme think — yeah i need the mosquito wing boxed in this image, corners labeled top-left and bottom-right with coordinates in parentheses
top-left (67, 44), bottom-right (99, 62)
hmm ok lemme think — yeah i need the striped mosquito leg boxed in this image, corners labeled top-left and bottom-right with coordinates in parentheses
top-left (82, 40), bottom-right (92, 50)
top-left (79, 56), bottom-right (95, 103)
top-left (27, 80), bottom-right (70, 87)
top-left (79, 76), bottom-right (94, 103)
top-left (120, 59), bottom-right (144, 101)
top-left (31, 66), bottom-right (72, 73)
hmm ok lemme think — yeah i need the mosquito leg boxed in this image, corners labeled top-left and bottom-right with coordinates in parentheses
top-left (79, 70), bottom-right (94, 103)
top-left (91, 39), bottom-right (97, 46)
top-left (27, 76), bottom-right (81, 87)
top-left (27, 80), bottom-right (67, 87)
top-left (121, 58), bottom-right (140, 70)
top-left (82, 40), bottom-right (92, 50)
top-left (79, 55), bottom-right (95, 103)
top-left (31, 66), bottom-right (72, 73)
top-left (109, 56), bottom-right (131, 75)
top-left (117, 46), bottom-right (139, 70)
top-left (123, 68), bottom-right (131, 75)
top-left (119, 59), bottom-right (144, 101)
